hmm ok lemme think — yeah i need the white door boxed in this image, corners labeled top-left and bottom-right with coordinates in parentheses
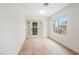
top-left (27, 20), bottom-right (43, 38)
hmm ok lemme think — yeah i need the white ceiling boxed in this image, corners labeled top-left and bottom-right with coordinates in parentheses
top-left (18, 3), bottom-right (70, 17)
top-left (2, 3), bottom-right (70, 18)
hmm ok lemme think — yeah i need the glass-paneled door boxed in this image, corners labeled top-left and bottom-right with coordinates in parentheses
top-left (27, 20), bottom-right (43, 38)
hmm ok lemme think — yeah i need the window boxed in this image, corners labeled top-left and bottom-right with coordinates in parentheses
top-left (53, 16), bottom-right (68, 35)
top-left (32, 22), bottom-right (38, 35)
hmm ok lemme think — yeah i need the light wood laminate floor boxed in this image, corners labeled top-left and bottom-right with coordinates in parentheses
top-left (18, 38), bottom-right (76, 55)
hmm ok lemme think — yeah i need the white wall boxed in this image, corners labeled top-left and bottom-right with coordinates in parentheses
top-left (42, 17), bottom-right (48, 37)
top-left (0, 4), bottom-right (25, 54)
top-left (48, 4), bottom-right (79, 53)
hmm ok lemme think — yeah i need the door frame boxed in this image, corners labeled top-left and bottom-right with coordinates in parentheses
top-left (26, 19), bottom-right (43, 39)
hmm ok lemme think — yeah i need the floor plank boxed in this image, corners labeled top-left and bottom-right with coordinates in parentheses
top-left (18, 38), bottom-right (76, 55)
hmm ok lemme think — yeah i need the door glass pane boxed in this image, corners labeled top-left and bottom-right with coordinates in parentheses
top-left (32, 22), bottom-right (38, 35)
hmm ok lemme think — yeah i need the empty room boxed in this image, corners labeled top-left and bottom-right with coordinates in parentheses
top-left (0, 3), bottom-right (79, 55)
